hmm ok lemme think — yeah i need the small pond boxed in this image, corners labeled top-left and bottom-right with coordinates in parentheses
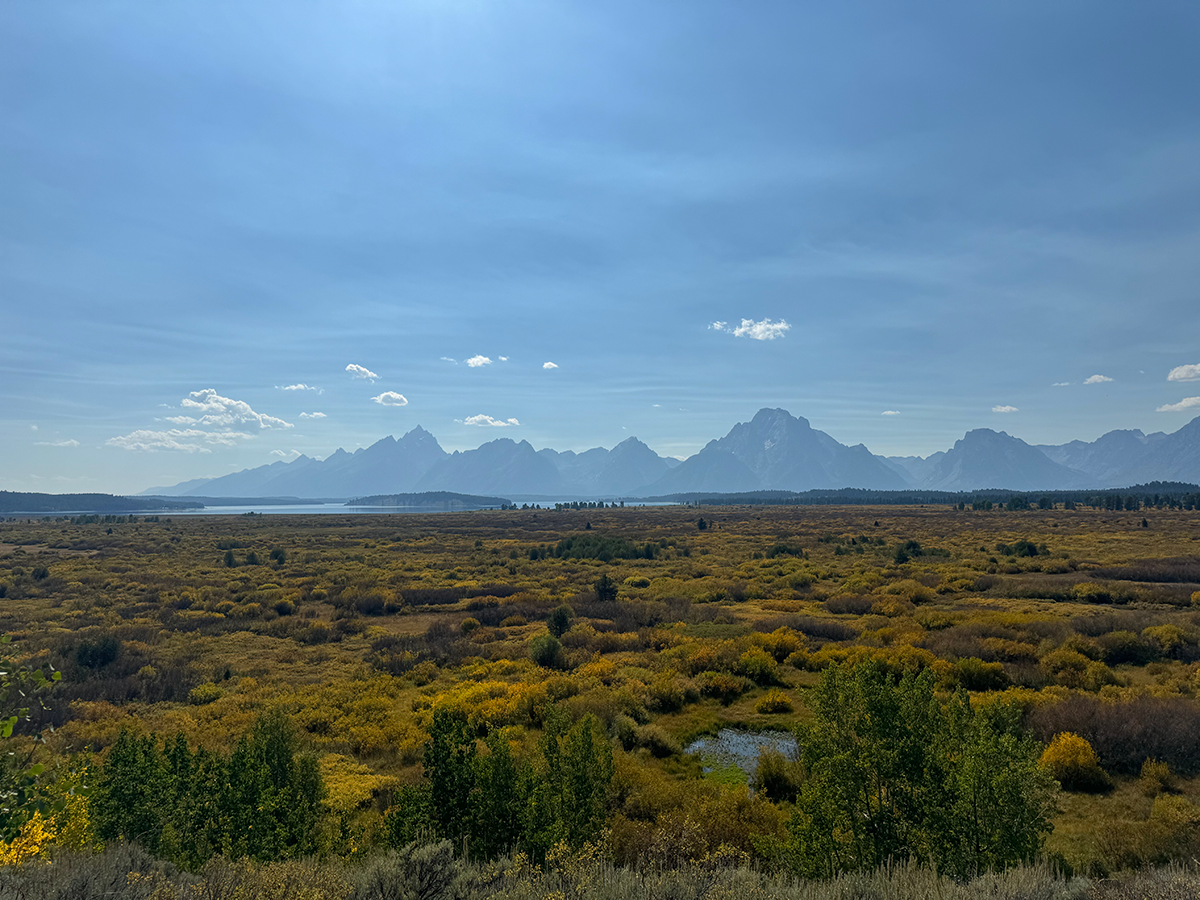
top-left (685, 728), bottom-right (799, 780)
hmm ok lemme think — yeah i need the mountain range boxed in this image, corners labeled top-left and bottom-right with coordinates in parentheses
top-left (141, 409), bottom-right (1200, 499)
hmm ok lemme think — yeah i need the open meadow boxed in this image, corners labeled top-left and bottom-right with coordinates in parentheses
top-left (3, 502), bottom-right (1200, 896)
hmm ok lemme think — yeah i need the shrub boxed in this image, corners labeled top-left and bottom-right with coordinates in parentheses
top-left (612, 715), bottom-right (639, 751)
top-left (353, 841), bottom-right (460, 900)
top-left (1140, 758), bottom-right (1177, 797)
top-left (295, 622), bottom-right (333, 645)
top-left (825, 595), bottom-right (873, 615)
top-left (1097, 629), bottom-right (1155, 665)
top-left (646, 672), bottom-right (687, 712)
top-left (460, 617), bottom-right (480, 635)
top-left (953, 657), bottom-right (1009, 692)
top-left (354, 594), bottom-right (386, 616)
top-left (752, 748), bottom-right (803, 802)
top-left (273, 598), bottom-right (295, 616)
top-left (636, 724), bottom-right (679, 758)
top-left (76, 634), bottom-right (122, 669)
top-left (1038, 649), bottom-right (1091, 688)
top-left (1072, 582), bottom-right (1111, 603)
top-left (696, 672), bottom-right (752, 705)
top-left (755, 689), bottom-right (793, 714)
top-left (737, 648), bottom-right (779, 686)
top-left (188, 683), bottom-right (223, 705)
top-left (530, 634), bottom-right (564, 669)
top-left (1028, 694), bottom-right (1200, 775)
top-left (1039, 732), bottom-right (1111, 792)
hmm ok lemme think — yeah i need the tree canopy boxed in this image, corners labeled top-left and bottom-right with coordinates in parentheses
top-left (782, 661), bottom-right (1056, 879)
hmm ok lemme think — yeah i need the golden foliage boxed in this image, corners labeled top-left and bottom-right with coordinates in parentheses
top-left (1040, 732), bottom-right (1110, 793)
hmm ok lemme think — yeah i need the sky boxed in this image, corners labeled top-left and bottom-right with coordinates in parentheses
top-left (3, 1), bottom-right (1200, 494)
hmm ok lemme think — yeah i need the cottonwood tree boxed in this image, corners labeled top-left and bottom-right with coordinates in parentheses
top-left (784, 661), bottom-right (1055, 878)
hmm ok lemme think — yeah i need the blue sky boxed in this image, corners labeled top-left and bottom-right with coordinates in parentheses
top-left (4, 1), bottom-right (1200, 494)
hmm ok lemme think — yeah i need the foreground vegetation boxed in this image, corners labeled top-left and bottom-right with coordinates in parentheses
top-left (2, 503), bottom-right (1200, 893)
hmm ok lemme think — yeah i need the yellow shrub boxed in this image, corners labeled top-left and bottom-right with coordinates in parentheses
top-left (1143, 624), bottom-right (1191, 656)
top-left (755, 689), bottom-right (793, 714)
top-left (577, 653), bottom-right (616, 684)
top-left (1039, 649), bottom-right (1091, 688)
top-left (882, 579), bottom-right (935, 604)
top-left (0, 813), bottom-right (54, 866)
top-left (1141, 758), bottom-right (1177, 797)
top-left (320, 754), bottom-right (399, 815)
top-left (1040, 732), bottom-right (1110, 792)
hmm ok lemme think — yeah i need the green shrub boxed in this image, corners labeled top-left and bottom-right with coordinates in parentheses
top-left (752, 748), bottom-right (803, 802)
top-left (954, 657), bottom-right (1009, 692)
top-left (636, 724), bottom-right (679, 758)
top-left (531, 634), bottom-right (564, 669)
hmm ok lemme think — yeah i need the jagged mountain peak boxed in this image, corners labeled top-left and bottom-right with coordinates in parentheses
top-left (641, 408), bottom-right (907, 494)
top-left (146, 412), bottom-right (1200, 500)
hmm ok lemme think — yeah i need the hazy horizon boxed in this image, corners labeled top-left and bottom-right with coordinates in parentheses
top-left (5, 2), bottom-right (1200, 495)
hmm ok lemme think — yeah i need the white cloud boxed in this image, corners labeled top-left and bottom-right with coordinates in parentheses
top-left (543, 361), bottom-right (558, 369)
top-left (466, 355), bottom-right (492, 368)
top-left (1168, 364), bottom-right (1200, 383)
top-left (280, 383), bottom-right (322, 393)
top-left (299, 411), bottom-right (326, 419)
top-left (499, 356), bottom-right (509, 362)
top-left (371, 391), bottom-right (409, 407)
top-left (440, 357), bottom-right (457, 364)
top-left (179, 389), bottom-right (292, 429)
top-left (1157, 396), bottom-right (1200, 413)
top-left (106, 429), bottom-right (251, 453)
top-left (992, 405), bottom-right (1019, 413)
top-left (464, 414), bottom-right (520, 427)
top-left (710, 318), bottom-right (791, 340)
top-left (1052, 382), bottom-right (1071, 387)
top-left (881, 410), bottom-right (900, 416)
top-left (29, 425), bottom-right (37, 431)
top-left (271, 449), bottom-right (301, 459)
top-left (346, 363), bottom-right (380, 382)
top-left (1084, 374), bottom-right (1113, 384)
top-left (34, 439), bottom-right (80, 447)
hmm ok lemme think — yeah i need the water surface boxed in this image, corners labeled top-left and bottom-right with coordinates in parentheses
top-left (685, 727), bottom-right (799, 779)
